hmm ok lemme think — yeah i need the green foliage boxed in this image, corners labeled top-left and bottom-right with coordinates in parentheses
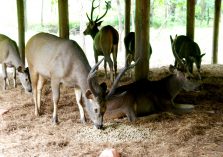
top-left (28, 23), bottom-right (58, 33)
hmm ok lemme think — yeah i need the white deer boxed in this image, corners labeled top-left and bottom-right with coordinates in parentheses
top-left (0, 34), bottom-right (32, 92)
top-left (25, 32), bottom-right (108, 129)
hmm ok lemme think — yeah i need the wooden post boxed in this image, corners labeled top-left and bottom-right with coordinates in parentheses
top-left (125, 0), bottom-right (131, 59)
top-left (135, 0), bottom-right (150, 80)
top-left (17, 0), bottom-right (25, 64)
top-left (212, 0), bottom-right (221, 64)
top-left (58, 0), bottom-right (69, 39)
top-left (186, 0), bottom-right (195, 40)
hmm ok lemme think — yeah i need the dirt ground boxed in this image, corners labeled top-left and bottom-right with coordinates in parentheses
top-left (0, 64), bottom-right (223, 157)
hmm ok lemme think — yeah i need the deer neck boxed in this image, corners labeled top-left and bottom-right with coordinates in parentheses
top-left (90, 27), bottom-right (99, 39)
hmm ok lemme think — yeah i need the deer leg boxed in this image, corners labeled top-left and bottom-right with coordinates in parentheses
top-left (74, 88), bottom-right (86, 124)
top-left (2, 64), bottom-right (8, 90)
top-left (171, 98), bottom-right (177, 108)
top-left (104, 59), bottom-right (108, 79)
top-left (37, 75), bottom-right (45, 115)
top-left (12, 67), bottom-right (16, 88)
top-left (112, 45), bottom-right (118, 77)
top-left (51, 79), bottom-right (60, 124)
top-left (30, 69), bottom-right (39, 116)
top-left (126, 108), bottom-right (137, 122)
top-left (104, 54), bottom-right (114, 82)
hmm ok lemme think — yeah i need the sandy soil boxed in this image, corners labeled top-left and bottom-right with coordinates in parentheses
top-left (0, 64), bottom-right (223, 157)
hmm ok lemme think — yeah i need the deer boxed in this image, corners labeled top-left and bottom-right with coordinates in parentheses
top-left (0, 34), bottom-right (32, 92)
top-left (83, 0), bottom-right (119, 82)
top-left (90, 48), bottom-right (200, 122)
top-left (124, 32), bottom-right (152, 65)
top-left (25, 32), bottom-right (112, 129)
top-left (170, 35), bottom-right (205, 79)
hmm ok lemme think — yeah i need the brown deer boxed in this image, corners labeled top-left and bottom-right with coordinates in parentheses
top-left (0, 34), bottom-right (32, 92)
top-left (84, 0), bottom-right (119, 82)
top-left (25, 32), bottom-right (111, 129)
top-left (90, 53), bottom-right (199, 122)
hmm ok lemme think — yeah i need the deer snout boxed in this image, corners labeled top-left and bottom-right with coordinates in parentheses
top-left (94, 116), bottom-right (104, 129)
top-left (27, 88), bottom-right (32, 93)
top-left (83, 30), bottom-right (88, 35)
top-left (94, 123), bottom-right (103, 129)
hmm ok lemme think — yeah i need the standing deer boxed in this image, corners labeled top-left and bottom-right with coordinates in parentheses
top-left (170, 35), bottom-right (205, 79)
top-left (84, 0), bottom-right (119, 82)
top-left (25, 32), bottom-right (110, 129)
top-left (124, 32), bottom-right (152, 65)
top-left (0, 34), bottom-right (32, 92)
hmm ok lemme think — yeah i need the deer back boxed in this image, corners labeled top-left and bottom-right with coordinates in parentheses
top-left (26, 33), bottom-right (91, 89)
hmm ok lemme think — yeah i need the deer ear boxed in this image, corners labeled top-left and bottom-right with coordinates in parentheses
top-left (169, 64), bottom-right (175, 73)
top-left (170, 35), bottom-right (173, 44)
top-left (97, 21), bottom-right (103, 26)
top-left (200, 53), bottom-right (205, 58)
top-left (17, 66), bottom-right (24, 73)
top-left (175, 34), bottom-right (178, 39)
top-left (85, 89), bottom-right (94, 99)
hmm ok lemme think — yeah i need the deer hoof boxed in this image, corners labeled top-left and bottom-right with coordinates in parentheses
top-left (52, 116), bottom-right (59, 124)
top-left (80, 117), bottom-right (86, 124)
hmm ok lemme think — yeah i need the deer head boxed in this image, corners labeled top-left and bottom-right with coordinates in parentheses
top-left (83, 0), bottom-right (110, 37)
top-left (86, 56), bottom-right (138, 128)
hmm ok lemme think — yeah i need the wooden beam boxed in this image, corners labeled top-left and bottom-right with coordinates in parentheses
top-left (186, 0), bottom-right (195, 40)
top-left (212, 0), bottom-right (221, 64)
top-left (17, 0), bottom-right (25, 64)
top-left (125, 0), bottom-right (131, 58)
top-left (125, 0), bottom-right (131, 36)
top-left (58, 0), bottom-right (69, 39)
top-left (135, 0), bottom-right (150, 80)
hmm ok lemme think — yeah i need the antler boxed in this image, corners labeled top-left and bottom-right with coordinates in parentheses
top-left (86, 0), bottom-right (99, 22)
top-left (95, 1), bottom-right (110, 22)
top-left (87, 58), bottom-right (104, 96)
top-left (170, 35), bottom-right (186, 70)
top-left (106, 55), bottom-right (139, 99)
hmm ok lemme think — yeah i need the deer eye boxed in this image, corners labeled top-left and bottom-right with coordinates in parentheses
top-left (94, 109), bottom-right (98, 113)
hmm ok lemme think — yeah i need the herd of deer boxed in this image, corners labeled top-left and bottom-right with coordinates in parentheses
top-left (0, 0), bottom-right (205, 129)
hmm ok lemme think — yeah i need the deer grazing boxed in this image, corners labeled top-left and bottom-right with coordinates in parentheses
top-left (170, 35), bottom-right (205, 79)
top-left (124, 32), bottom-right (152, 65)
top-left (25, 32), bottom-right (112, 129)
top-left (0, 34), bottom-right (32, 92)
top-left (84, 0), bottom-right (119, 82)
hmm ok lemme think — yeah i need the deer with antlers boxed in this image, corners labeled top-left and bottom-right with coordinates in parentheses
top-left (84, 0), bottom-right (119, 82)
top-left (90, 55), bottom-right (199, 123)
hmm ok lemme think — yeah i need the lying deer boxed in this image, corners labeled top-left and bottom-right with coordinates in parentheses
top-left (90, 53), bottom-right (199, 122)
top-left (0, 34), bottom-right (32, 92)
top-left (84, 0), bottom-right (119, 82)
top-left (170, 35), bottom-right (205, 79)
top-left (25, 32), bottom-right (111, 129)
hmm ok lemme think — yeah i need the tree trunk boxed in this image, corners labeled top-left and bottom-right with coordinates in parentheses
top-left (17, 0), bottom-right (25, 64)
top-left (135, 0), bottom-right (150, 80)
top-left (41, 0), bottom-right (44, 26)
top-left (186, 0), bottom-right (195, 40)
top-left (212, 0), bottom-right (221, 64)
top-left (116, 0), bottom-right (123, 53)
top-left (80, 0), bottom-right (86, 52)
top-left (58, 0), bottom-right (69, 39)
top-left (125, 0), bottom-right (131, 58)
